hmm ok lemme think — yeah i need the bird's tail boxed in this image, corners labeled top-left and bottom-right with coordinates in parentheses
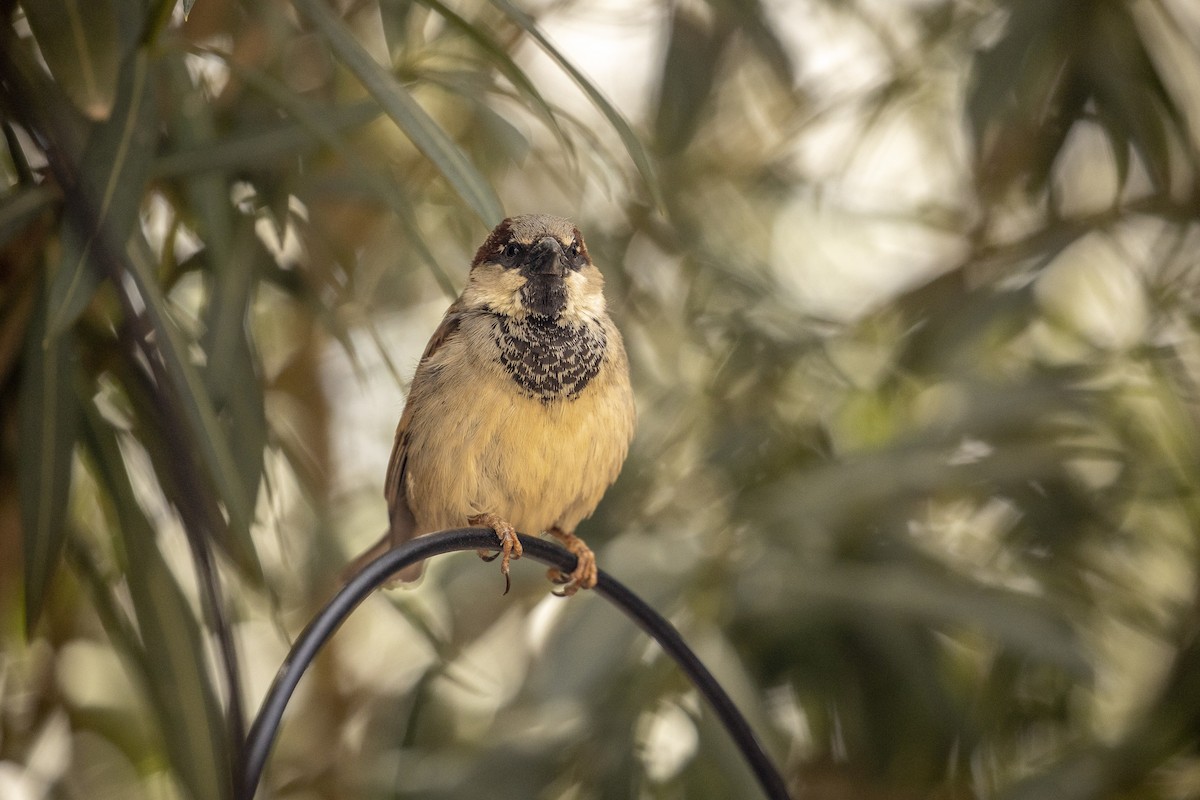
top-left (339, 526), bottom-right (426, 588)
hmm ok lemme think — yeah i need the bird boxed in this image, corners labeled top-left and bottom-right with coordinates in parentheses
top-left (343, 214), bottom-right (636, 596)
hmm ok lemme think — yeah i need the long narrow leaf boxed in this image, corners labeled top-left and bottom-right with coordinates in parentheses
top-left (80, 407), bottom-right (231, 800)
top-left (202, 222), bottom-right (267, 508)
top-left (152, 100), bottom-right (382, 178)
top-left (291, 0), bottom-right (504, 225)
top-left (164, 53), bottom-right (234, 265)
top-left (0, 185), bottom-right (59, 251)
top-left (164, 57), bottom-right (268, 517)
top-left (25, 44), bottom-right (262, 574)
top-left (48, 50), bottom-right (156, 336)
top-left (490, 0), bottom-right (663, 210)
top-left (21, 0), bottom-right (120, 118)
top-left (416, 0), bottom-right (574, 160)
top-left (225, 57), bottom-right (454, 294)
top-left (123, 235), bottom-right (262, 576)
top-left (19, 273), bottom-right (79, 633)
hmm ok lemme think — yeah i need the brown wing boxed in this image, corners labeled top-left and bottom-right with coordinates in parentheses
top-left (383, 300), bottom-right (465, 542)
top-left (342, 301), bottom-right (466, 586)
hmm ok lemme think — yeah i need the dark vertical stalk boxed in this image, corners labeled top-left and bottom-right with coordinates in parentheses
top-left (0, 38), bottom-right (246, 795)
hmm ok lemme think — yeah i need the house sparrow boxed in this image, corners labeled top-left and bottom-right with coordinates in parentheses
top-left (344, 214), bottom-right (635, 596)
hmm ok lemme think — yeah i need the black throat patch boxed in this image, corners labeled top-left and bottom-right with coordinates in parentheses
top-left (494, 315), bottom-right (607, 402)
top-left (520, 275), bottom-right (567, 318)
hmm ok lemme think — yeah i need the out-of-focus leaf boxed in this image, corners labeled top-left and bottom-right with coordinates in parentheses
top-left (80, 407), bottom-right (231, 800)
top-left (966, 0), bottom-right (1085, 198)
top-left (48, 50), bottom-right (156, 336)
top-left (3, 120), bottom-right (35, 183)
top-left (1084, 2), bottom-right (1181, 193)
top-left (0, 274), bottom-right (38, 390)
top-left (19, 273), bottom-right (79, 633)
top-left (714, 0), bottom-right (794, 87)
top-left (470, 95), bottom-right (531, 162)
top-left (291, 0), bottom-right (504, 225)
top-left (0, 26), bottom-right (91, 168)
top-left (893, 285), bottom-right (1037, 376)
top-left (751, 440), bottom-right (1072, 539)
top-left (21, 0), bottom-right (121, 119)
top-left (969, 0), bottom-right (1191, 201)
top-left (229, 58), bottom-right (455, 294)
top-left (46, 243), bottom-right (99, 343)
top-left (38, 52), bottom-right (259, 571)
top-left (153, 100), bottom-right (382, 178)
top-left (653, 8), bottom-right (732, 156)
top-left (164, 55), bottom-right (267, 504)
top-left (164, 53), bottom-right (232, 266)
top-left (142, 0), bottom-right (181, 48)
top-left (379, 0), bottom-right (416, 58)
top-left (736, 560), bottom-right (1090, 676)
top-left (416, 0), bottom-right (573, 158)
top-left (64, 536), bottom-right (153, 693)
top-left (123, 237), bottom-right (262, 577)
top-left (1001, 752), bottom-right (1113, 800)
top-left (491, 0), bottom-right (664, 210)
top-left (0, 198), bottom-right (50, 387)
top-left (0, 185), bottom-right (58, 251)
top-left (202, 222), bottom-right (267, 507)
top-left (181, 0), bottom-right (197, 19)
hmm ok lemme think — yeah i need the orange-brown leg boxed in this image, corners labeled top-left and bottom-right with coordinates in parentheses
top-left (545, 526), bottom-right (597, 597)
top-left (468, 512), bottom-right (523, 594)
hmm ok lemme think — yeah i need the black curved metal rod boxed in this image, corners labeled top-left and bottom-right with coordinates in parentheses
top-left (239, 528), bottom-right (792, 800)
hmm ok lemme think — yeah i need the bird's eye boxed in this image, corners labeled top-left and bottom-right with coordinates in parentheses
top-left (566, 241), bottom-right (580, 259)
top-left (502, 242), bottom-right (523, 262)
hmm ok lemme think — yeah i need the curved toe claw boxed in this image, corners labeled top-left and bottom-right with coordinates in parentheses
top-left (546, 527), bottom-right (597, 598)
top-left (546, 568), bottom-right (573, 585)
top-left (468, 513), bottom-right (522, 594)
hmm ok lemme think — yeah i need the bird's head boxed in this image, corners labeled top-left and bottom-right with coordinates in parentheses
top-left (461, 214), bottom-right (606, 325)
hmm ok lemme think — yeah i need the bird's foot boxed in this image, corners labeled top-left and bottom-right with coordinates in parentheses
top-left (469, 512), bottom-right (523, 594)
top-left (545, 527), bottom-right (597, 597)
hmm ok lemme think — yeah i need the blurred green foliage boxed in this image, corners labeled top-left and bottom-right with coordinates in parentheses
top-left (3, 0), bottom-right (1200, 798)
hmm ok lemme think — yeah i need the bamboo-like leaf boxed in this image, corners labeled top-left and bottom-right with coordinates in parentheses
top-left (738, 561), bottom-right (1090, 676)
top-left (3, 120), bottom-right (35, 184)
top-left (490, 0), bottom-right (663, 210)
top-left (80, 408), bottom-right (231, 800)
top-left (378, 0), bottom-right (416, 54)
top-left (21, 0), bottom-right (120, 119)
top-left (39, 46), bottom-right (262, 576)
top-left (0, 185), bottom-right (59, 251)
top-left (1087, 2), bottom-right (1180, 192)
top-left (966, 1), bottom-right (1088, 198)
top-left (717, 0), bottom-right (794, 87)
top-left (416, 0), bottom-right (574, 158)
top-left (202, 222), bottom-right (267, 507)
top-left (164, 53), bottom-right (233, 265)
top-left (152, 100), bottom-right (382, 178)
top-left (163, 55), bottom-right (267, 501)
top-left (123, 235), bottom-right (262, 576)
top-left (48, 50), bottom-right (156, 336)
top-left (291, 0), bottom-right (504, 225)
top-left (654, 8), bottom-right (731, 156)
top-left (226, 58), bottom-right (454, 293)
top-left (19, 273), bottom-right (79, 633)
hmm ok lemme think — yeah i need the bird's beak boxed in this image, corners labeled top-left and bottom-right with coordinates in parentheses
top-left (527, 236), bottom-right (566, 277)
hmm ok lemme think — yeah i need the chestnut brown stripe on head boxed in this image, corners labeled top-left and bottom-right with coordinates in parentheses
top-left (471, 215), bottom-right (586, 269)
top-left (472, 218), bottom-right (514, 268)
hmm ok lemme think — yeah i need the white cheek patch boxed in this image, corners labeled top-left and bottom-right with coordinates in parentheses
top-left (561, 266), bottom-right (607, 324)
top-left (463, 264), bottom-right (528, 316)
